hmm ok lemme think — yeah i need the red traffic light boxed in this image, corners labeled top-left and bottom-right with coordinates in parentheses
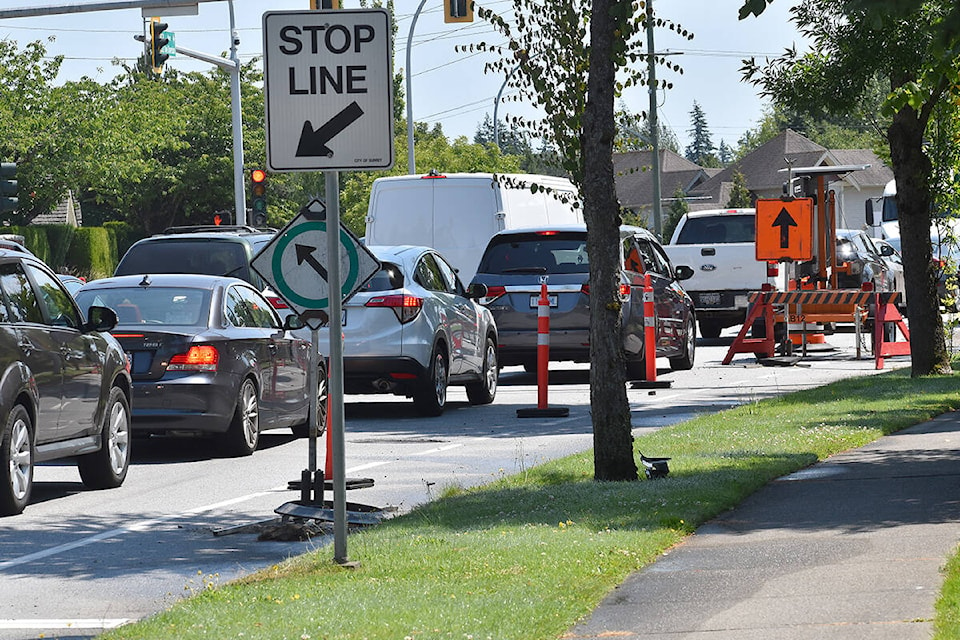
top-left (251, 169), bottom-right (267, 183)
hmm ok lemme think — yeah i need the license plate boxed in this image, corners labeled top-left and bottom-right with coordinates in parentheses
top-left (699, 292), bottom-right (722, 306)
top-left (530, 294), bottom-right (559, 308)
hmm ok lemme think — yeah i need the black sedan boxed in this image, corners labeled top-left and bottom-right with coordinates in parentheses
top-left (75, 274), bottom-right (319, 456)
top-left (0, 250), bottom-right (132, 516)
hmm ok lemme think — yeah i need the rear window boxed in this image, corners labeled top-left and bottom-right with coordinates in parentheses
top-left (477, 232), bottom-right (589, 275)
top-left (356, 262), bottom-right (403, 292)
top-left (116, 239), bottom-right (255, 284)
top-left (674, 214), bottom-right (755, 244)
top-left (76, 286), bottom-right (211, 327)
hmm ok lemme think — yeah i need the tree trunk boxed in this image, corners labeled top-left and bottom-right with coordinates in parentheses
top-left (583, 0), bottom-right (638, 481)
top-left (888, 106), bottom-right (951, 376)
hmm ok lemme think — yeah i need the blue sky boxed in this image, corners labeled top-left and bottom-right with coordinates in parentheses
top-left (2, 0), bottom-right (805, 153)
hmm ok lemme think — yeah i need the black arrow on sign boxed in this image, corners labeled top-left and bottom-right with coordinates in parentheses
top-left (295, 243), bottom-right (328, 282)
top-left (772, 207), bottom-right (798, 248)
top-left (296, 101), bottom-right (365, 158)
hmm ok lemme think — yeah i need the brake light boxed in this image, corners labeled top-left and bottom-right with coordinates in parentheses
top-left (535, 230), bottom-right (559, 236)
top-left (167, 345), bottom-right (219, 372)
top-left (112, 333), bottom-right (145, 338)
top-left (767, 262), bottom-right (779, 277)
top-left (482, 285), bottom-right (506, 303)
top-left (365, 294), bottom-right (423, 323)
top-left (266, 295), bottom-right (289, 310)
top-left (579, 283), bottom-right (629, 297)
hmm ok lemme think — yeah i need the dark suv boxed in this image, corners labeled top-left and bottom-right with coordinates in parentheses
top-left (0, 249), bottom-right (132, 515)
top-left (115, 225), bottom-right (274, 290)
top-left (469, 225), bottom-right (696, 380)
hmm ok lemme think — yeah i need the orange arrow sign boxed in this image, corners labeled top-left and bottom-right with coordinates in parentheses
top-left (755, 198), bottom-right (814, 261)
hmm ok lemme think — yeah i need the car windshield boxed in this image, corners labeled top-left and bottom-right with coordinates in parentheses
top-left (75, 286), bottom-right (211, 327)
top-left (674, 214), bottom-right (755, 244)
top-left (477, 232), bottom-right (589, 275)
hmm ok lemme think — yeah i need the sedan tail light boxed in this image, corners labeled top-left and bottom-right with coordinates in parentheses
top-left (365, 294), bottom-right (423, 323)
top-left (167, 345), bottom-right (219, 372)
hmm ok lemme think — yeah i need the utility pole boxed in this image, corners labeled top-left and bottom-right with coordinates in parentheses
top-left (646, 0), bottom-right (662, 240)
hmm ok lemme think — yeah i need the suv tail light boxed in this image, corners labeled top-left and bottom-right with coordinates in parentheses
top-left (365, 294), bottom-right (423, 323)
top-left (581, 283), bottom-right (630, 298)
top-left (266, 295), bottom-right (289, 310)
top-left (167, 345), bottom-right (219, 372)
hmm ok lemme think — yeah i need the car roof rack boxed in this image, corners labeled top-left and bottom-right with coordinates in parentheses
top-left (161, 225), bottom-right (266, 235)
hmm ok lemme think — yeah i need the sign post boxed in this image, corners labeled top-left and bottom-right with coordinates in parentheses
top-left (261, 8), bottom-right (393, 565)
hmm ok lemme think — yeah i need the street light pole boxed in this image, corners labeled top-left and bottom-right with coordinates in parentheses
top-left (405, 0), bottom-right (428, 175)
top-left (227, 0), bottom-right (245, 226)
top-left (646, 0), bottom-right (662, 240)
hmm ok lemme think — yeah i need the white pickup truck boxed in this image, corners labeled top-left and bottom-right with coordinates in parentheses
top-left (665, 208), bottom-right (784, 339)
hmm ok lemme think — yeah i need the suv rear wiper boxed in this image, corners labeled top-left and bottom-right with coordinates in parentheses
top-left (500, 266), bottom-right (548, 274)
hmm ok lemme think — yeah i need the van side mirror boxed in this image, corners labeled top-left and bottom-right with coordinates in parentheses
top-left (674, 265), bottom-right (694, 281)
top-left (865, 199), bottom-right (876, 226)
top-left (465, 282), bottom-right (488, 299)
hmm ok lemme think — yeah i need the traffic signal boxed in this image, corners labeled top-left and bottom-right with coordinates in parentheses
top-left (0, 163), bottom-right (17, 215)
top-left (250, 169), bottom-right (267, 226)
top-left (149, 18), bottom-right (170, 70)
top-left (444, 0), bottom-right (473, 23)
top-left (310, 0), bottom-right (341, 8)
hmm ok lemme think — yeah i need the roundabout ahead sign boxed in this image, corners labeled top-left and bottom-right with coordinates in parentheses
top-left (251, 201), bottom-right (380, 327)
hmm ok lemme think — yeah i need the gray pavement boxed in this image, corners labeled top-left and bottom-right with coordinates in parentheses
top-left (567, 411), bottom-right (960, 639)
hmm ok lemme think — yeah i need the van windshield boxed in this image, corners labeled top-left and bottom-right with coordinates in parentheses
top-left (674, 214), bottom-right (755, 244)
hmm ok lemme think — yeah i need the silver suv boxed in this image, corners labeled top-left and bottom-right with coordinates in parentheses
top-left (469, 225), bottom-right (696, 379)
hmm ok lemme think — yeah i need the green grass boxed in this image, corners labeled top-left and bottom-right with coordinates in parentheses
top-left (102, 368), bottom-right (960, 640)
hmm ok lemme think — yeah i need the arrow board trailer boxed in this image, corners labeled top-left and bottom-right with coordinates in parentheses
top-left (263, 9), bottom-right (395, 172)
top-left (250, 210), bottom-right (381, 328)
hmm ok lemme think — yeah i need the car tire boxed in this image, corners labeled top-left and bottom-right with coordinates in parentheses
top-left (0, 405), bottom-right (33, 517)
top-left (221, 378), bottom-right (260, 456)
top-left (78, 387), bottom-right (131, 489)
top-left (292, 363), bottom-right (327, 439)
top-left (698, 320), bottom-right (722, 340)
top-left (466, 336), bottom-right (498, 405)
top-left (625, 356), bottom-right (647, 381)
top-left (414, 346), bottom-right (448, 417)
top-left (669, 316), bottom-right (696, 371)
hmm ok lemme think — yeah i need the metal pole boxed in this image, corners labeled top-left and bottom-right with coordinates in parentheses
top-left (325, 170), bottom-right (348, 564)
top-left (646, 0), bottom-right (662, 240)
top-left (405, 0), bottom-right (428, 175)
top-left (228, 0), bottom-right (245, 226)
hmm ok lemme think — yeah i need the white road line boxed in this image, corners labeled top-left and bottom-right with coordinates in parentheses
top-left (0, 618), bottom-right (130, 629)
top-left (0, 491), bottom-right (276, 571)
top-left (0, 441), bottom-right (480, 570)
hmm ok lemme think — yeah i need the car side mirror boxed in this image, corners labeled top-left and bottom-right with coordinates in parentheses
top-left (879, 244), bottom-right (894, 257)
top-left (674, 265), bottom-right (695, 281)
top-left (85, 305), bottom-right (118, 332)
top-left (465, 282), bottom-right (488, 299)
top-left (283, 313), bottom-right (306, 331)
top-left (865, 200), bottom-right (876, 226)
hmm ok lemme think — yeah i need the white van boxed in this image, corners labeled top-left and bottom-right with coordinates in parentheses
top-left (364, 172), bottom-right (583, 282)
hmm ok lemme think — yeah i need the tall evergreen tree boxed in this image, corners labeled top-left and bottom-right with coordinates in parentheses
top-left (684, 101), bottom-right (716, 165)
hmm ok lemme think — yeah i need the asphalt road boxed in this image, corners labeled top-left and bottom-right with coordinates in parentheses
top-left (0, 329), bottom-right (910, 639)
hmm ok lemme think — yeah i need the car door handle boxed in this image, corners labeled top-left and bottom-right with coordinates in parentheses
top-left (18, 339), bottom-right (34, 355)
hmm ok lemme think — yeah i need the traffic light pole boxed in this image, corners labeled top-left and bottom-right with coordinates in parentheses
top-left (172, 1), bottom-right (245, 225)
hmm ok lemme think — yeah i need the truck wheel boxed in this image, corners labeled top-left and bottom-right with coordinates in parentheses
top-left (698, 320), bottom-right (722, 339)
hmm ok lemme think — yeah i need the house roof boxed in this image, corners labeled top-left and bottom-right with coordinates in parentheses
top-left (827, 149), bottom-right (894, 190)
top-left (614, 149), bottom-right (712, 209)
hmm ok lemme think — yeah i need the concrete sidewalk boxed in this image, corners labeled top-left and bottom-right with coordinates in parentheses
top-left (567, 412), bottom-right (960, 639)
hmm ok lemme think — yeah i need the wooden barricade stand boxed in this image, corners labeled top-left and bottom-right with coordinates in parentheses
top-left (873, 291), bottom-right (910, 369)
